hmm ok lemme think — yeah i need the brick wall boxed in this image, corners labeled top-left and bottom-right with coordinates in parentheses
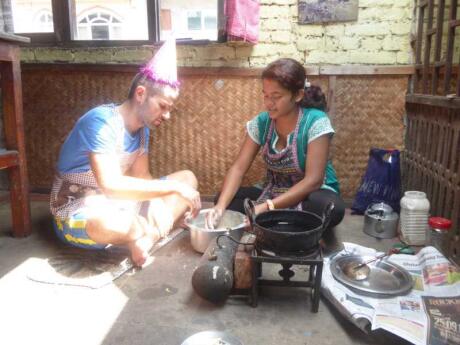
top-left (20, 0), bottom-right (414, 67)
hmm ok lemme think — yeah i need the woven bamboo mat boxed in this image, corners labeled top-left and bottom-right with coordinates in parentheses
top-left (332, 76), bottom-right (407, 199)
top-left (22, 68), bottom-right (406, 200)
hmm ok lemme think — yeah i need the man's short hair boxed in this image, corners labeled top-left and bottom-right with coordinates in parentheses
top-left (127, 73), bottom-right (179, 100)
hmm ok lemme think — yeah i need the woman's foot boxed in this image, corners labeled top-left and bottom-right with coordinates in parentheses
top-left (128, 235), bottom-right (153, 267)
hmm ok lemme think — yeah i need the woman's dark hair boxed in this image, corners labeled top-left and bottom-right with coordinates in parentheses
top-left (261, 58), bottom-right (327, 111)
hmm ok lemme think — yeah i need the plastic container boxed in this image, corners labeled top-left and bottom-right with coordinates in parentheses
top-left (400, 191), bottom-right (430, 245)
top-left (428, 217), bottom-right (452, 256)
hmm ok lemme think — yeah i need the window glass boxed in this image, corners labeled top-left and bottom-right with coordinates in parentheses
top-left (204, 15), bottom-right (217, 30)
top-left (187, 11), bottom-right (201, 31)
top-left (160, 0), bottom-right (218, 41)
top-left (73, 1), bottom-right (148, 40)
top-left (12, 0), bottom-right (219, 43)
top-left (12, 0), bottom-right (54, 33)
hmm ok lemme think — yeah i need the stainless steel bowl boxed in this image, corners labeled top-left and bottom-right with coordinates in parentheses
top-left (181, 330), bottom-right (243, 345)
top-left (185, 209), bottom-right (246, 253)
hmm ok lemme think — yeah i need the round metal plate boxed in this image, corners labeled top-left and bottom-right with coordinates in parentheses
top-left (181, 331), bottom-right (243, 345)
top-left (330, 254), bottom-right (413, 296)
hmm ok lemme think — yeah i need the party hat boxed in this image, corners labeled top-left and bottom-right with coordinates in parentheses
top-left (140, 36), bottom-right (179, 88)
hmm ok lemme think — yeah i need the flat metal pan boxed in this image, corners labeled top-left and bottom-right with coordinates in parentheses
top-left (330, 254), bottom-right (413, 297)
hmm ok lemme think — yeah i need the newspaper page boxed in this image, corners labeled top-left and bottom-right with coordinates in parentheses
top-left (321, 243), bottom-right (460, 345)
top-left (422, 296), bottom-right (460, 345)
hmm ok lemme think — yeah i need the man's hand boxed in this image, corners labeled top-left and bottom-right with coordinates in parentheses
top-left (204, 207), bottom-right (224, 229)
top-left (177, 183), bottom-right (201, 218)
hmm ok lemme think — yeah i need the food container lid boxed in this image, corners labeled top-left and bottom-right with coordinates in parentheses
top-left (428, 217), bottom-right (452, 230)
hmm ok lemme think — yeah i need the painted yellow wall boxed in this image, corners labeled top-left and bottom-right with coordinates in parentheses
top-left (20, 0), bottom-right (414, 66)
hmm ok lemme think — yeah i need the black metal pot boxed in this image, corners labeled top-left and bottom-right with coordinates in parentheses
top-left (244, 198), bottom-right (334, 253)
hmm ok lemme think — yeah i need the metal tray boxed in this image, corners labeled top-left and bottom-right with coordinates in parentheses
top-left (330, 254), bottom-right (413, 297)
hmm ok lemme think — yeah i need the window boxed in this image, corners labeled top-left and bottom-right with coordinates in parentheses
top-left (159, 1), bottom-right (219, 41)
top-left (204, 15), bottom-right (217, 31)
top-left (77, 10), bottom-right (123, 40)
top-left (12, 0), bottom-right (54, 33)
top-left (72, 1), bottom-right (148, 40)
top-left (11, 0), bottom-right (224, 46)
top-left (187, 11), bottom-right (202, 31)
top-left (36, 11), bottom-right (53, 32)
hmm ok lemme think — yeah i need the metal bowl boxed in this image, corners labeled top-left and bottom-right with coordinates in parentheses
top-left (185, 209), bottom-right (246, 253)
top-left (181, 330), bottom-right (243, 345)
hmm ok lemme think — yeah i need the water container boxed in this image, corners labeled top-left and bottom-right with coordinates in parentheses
top-left (400, 191), bottom-right (430, 245)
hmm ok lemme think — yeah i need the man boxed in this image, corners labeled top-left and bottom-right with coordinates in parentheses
top-left (50, 38), bottom-right (201, 267)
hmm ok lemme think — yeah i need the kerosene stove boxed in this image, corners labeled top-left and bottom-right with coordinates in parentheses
top-left (249, 244), bottom-right (323, 312)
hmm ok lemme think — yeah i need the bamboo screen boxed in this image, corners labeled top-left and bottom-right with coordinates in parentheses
top-left (407, 0), bottom-right (460, 260)
top-left (411, 0), bottom-right (460, 95)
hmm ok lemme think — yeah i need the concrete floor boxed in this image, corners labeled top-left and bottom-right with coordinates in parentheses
top-left (0, 199), bottom-right (412, 345)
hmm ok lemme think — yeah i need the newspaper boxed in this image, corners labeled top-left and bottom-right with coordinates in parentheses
top-left (321, 243), bottom-right (460, 345)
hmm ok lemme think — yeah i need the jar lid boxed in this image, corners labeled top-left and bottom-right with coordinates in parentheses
top-left (428, 217), bottom-right (452, 230)
top-left (404, 191), bottom-right (427, 199)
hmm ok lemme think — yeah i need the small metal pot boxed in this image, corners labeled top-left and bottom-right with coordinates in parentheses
top-left (363, 202), bottom-right (399, 239)
top-left (185, 209), bottom-right (246, 253)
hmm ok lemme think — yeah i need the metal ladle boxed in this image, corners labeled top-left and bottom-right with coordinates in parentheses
top-left (345, 245), bottom-right (410, 281)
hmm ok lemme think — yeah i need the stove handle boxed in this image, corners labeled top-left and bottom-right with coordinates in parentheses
top-left (321, 202), bottom-right (335, 232)
top-left (243, 198), bottom-right (256, 229)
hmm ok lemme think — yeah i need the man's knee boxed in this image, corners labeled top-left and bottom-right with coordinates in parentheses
top-left (178, 169), bottom-right (198, 189)
top-left (86, 214), bottom-right (138, 243)
top-left (86, 218), bottom-right (104, 240)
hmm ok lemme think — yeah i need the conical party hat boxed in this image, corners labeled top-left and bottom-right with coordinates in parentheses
top-left (140, 36), bottom-right (180, 88)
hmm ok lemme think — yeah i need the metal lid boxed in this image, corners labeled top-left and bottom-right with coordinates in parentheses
top-left (365, 202), bottom-right (397, 220)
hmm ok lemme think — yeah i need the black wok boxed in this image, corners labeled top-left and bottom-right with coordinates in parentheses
top-left (244, 198), bottom-right (334, 253)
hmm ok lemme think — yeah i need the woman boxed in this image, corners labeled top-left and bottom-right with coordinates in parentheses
top-left (206, 58), bottom-right (345, 234)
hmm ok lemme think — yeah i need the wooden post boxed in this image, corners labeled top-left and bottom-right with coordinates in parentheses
top-left (0, 40), bottom-right (31, 237)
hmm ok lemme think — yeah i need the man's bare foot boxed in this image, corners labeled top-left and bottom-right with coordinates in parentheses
top-left (128, 235), bottom-right (154, 267)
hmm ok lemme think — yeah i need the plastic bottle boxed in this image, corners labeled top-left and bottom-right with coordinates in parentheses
top-left (400, 191), bottom-right (430, 245)
top-left (428, 217), bottom-right (452, 256)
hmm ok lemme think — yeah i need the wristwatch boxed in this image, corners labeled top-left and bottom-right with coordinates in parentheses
top-left (266, 199), bottom-right (275, 210)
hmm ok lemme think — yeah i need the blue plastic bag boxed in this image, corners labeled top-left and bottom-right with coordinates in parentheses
top-left (351, 148), bottom-right (401, 214)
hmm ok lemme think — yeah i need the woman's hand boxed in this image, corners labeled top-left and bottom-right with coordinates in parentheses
top-left (204, 207), bottom-right (224, 229)
top-left (254, 202), bottom-right (269, 215)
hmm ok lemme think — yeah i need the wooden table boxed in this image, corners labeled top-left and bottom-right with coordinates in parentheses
top-left (0, 32), bottom-right (31, 237)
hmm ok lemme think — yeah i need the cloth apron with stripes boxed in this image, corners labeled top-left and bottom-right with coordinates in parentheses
top-left (257, 112), bottom-right (305, 210)
top-left (50, 105), bottom-right (146, 220)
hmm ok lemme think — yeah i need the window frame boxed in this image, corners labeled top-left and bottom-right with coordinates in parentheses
top-left (16, 0), bottom-right (226, 47)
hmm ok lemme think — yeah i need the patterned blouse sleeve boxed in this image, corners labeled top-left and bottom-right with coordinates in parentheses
top-left (308, 116), bottom-right (335, 144)
top-left (246, 117), bottom-right (261, 145)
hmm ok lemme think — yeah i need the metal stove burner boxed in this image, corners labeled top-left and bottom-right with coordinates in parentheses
top-left (249, 245), bottom-right (324, 312)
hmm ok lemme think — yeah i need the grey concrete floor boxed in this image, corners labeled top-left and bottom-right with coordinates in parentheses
top-left (0, 200), bottom-right (412, 345)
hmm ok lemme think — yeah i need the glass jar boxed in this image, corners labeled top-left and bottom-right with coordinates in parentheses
top-left (428, 217), bottom-right (452, 256)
